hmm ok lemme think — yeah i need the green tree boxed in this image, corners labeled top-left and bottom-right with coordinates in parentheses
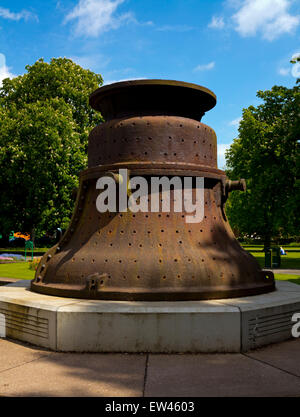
top-left (225, 70), bottom-right (300, 248)
top-left (0, 58), bottom-right (103, 242)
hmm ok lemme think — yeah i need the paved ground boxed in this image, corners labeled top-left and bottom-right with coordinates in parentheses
top-left (0, 278), bottom-right (18, 285)
top-left (1, 338), bottom-right (300, 397)
top-left (264, 269), bottom-right (300, 275)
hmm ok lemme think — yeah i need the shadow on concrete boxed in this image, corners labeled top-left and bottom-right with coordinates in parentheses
top-left (0, 338), bottom-right (147, 397)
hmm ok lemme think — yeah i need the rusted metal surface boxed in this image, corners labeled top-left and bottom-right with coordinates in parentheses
top-left (31, 80), bottom-right (275, 300)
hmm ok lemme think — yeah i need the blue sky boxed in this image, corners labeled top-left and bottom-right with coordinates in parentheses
top-left (0, 0), bottom-right (299, 168)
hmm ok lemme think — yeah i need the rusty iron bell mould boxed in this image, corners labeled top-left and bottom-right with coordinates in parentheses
top-left (31, 79), bottom-right (275, 301)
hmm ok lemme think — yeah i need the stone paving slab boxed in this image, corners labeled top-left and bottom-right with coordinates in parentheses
top-left (144, 350), bottom-right (300, 397)
top-left (0, 339), bottom-right (52, 373)
top-left (0, 339), bottom-right (146, 397)
top-left (2, 330), bottom-right (300, 397)
top-left (246, 338), bottom-right (300, 378)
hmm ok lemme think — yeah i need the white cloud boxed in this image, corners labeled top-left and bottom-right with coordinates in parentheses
top-left (218, 143), bottom-right (232, 169)
top-left (291, 52), bottom-right (300, 62)
top-left (279, 67), bottom-right (290, 76)
top-left (69, 54), bottom-right (110, 70)
top-left (291, 52), bottom-right (300, 78)
top-left (278, 52), bottom-right (300, 78)
top-left (64, 0), bottom-right (134, 37)
top-left (156, 24), bottom-right (194, 32)
top-left (194, 62), bottom-right (215, 72)
top-left (229, 117), bottom-right (242, 126)
top-left (231, 0), bottom-right (300, 41)
top-left (0, 53), bottom-right (15, 87)
top-left (0, 6), bottom-right (37, 21)
top-left (208, 16), bottom-right (225, 29)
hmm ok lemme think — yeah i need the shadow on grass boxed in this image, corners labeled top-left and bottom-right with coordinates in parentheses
top-left (288, 278), bottom-right (300, 286)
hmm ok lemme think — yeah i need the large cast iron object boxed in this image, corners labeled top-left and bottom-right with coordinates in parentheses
top-left (31, 80), bottom-right (275, 300)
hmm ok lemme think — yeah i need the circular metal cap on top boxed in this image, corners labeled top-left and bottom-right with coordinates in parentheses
top-left (89, 79), bottom-right (217, 121)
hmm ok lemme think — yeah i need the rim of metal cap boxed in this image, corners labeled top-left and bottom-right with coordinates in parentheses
top-left (89, 79), bottom-right (217, 120)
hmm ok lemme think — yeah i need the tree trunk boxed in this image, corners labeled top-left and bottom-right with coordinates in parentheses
top-left (31, 227), bottom-right (35, 247)
top-left (264, 233), bottom-right (271, 250)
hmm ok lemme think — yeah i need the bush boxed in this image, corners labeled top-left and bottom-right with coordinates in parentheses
top-left (28, 257), bottom-right (42, 271)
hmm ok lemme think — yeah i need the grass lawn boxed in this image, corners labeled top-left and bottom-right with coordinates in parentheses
top-left (247, 249), bottom-right (300, 269)
top-left (0, 263), bottom-right (300, 289)
top-left (0, 247), bottom-right (48, 255)
top-left (0, 262), bottom-right (35, 280)
top-left (275, 274), bottom-right (300, 286)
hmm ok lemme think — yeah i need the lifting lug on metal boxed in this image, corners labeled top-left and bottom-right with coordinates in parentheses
top-left (223, 179), bottom-right (246, 204)
top-left (226, 179), bottom-right (246, 193)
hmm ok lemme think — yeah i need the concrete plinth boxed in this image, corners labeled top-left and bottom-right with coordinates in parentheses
top-left (0, 280), bottom-right (300, 353)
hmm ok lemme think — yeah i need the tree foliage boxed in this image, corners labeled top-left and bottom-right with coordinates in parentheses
top-left (225, 70), bottom-right (300, 246)
top-left (0, 58), bottom-right (103, 239)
